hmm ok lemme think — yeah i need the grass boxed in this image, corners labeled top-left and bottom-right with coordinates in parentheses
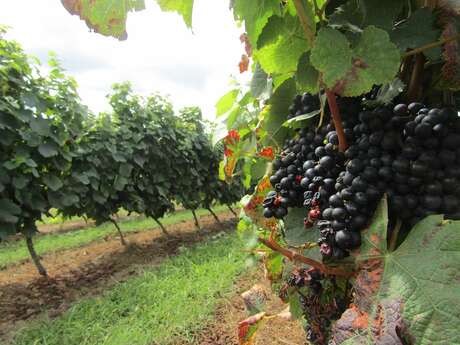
top-left (0, 205), bottom-right (228, 269)
top-left (12, 232), bottom-right (249, 345)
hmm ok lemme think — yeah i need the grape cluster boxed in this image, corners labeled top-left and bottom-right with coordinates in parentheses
top-left (287, 92), bottom-right (320, 120)
top-left (282, 268), bottom-right (350, 344)
top-left (263, 94), bottom-right (460, 261)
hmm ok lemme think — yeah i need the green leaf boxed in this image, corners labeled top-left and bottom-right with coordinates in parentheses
top-left (329, 0), bottom-right (404, 32)
top-left (119, 163), bottom-right (133, 177)
top-left (25, 158), bottom-right (37, 168)
top-left (29, 117), bottom-right (51, 136)
top-left (216, 89), bottom-right (239, 117)
top-left (288, 289), bottom-right (303, 319)
top-left (296, 53), bottom-right (319, 93)
top-left (38, 142), bottom-right (59, 158)
top-left (62, 193), bottom-right (79, 207)
top-left (61, 0), bottom-right (145, 40)
top-left (282, 109), bottom-right (320, 128)
top-left (0, 199), bottom-right (21, 224)
top-left (342, 26), bottom-right (401, 96)
top-left (155, 0), bottom-right (194, 28)
top-left (250, 64), bottom-right (272, 99)
top-left (114, 175), bottom-right (128, 191)
top-left (332, 198), bottom-right (460, 344)
top-left (263, 78), bottom-right (296, 133)
top-left (12, 176), bottom-right (29, 189)
top-left (43, 175), bottom-right (64, 192)
top-left (264, 251), bottom-right (284, 282)
top-left (363, 78), bottom-right (405, 107)
top-left (311, 28), bottom-right (353, 88)
top-left (391, 8), bottom-right (441, 60)
top-left (254, 13), bottom-right (312, 77)
top-left (0, 222), bottom-right (16, 239)
top-left (360, 0), bottom-right (404, 30)
top-left (283, 207), bottom-right (319, 246)
top-left (232, 0), bottom-right (280, 48)
top-left (133, 154), bottom-right (147, 167)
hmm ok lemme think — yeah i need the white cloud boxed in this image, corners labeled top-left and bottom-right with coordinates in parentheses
top-left (0, 0), bottom-right (246, 120)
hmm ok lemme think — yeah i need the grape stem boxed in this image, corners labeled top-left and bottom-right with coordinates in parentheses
top-left (293, 0), bottom-right (315, 46)
top-left (257, 234), bottom-right (353, 277)
top-left (325, 90), bottom-right (348, 152)
top-left (407, 53), bottom-right (425, 102)
top-left (402, 33), bottom-right (460, 58)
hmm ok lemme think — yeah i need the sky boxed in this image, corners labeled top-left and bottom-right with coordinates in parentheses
top-left (0, 0), bottom-right (247, 120)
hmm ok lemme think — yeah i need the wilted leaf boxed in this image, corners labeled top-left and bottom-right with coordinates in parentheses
top-left (238, 312), bottom-right (266, 345)
top-left (61, 0), bottom-right (145, 40)
top-left (241, 284), bottom-right (268, 315)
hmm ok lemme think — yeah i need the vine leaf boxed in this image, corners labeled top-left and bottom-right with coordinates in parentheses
top-left (342, 26), bottom-right (400, 96)
top-left (250, 64), bottom-right (272, 99)
top-left (231, 0), bottom-right (281, 49)
top-left (283, 207), bottom-right (319, 246)
top-left (391, 8), bottom-right (441, 60)
top-left (255, 13), bottom-right (313, 78)
top-left (312, 26), bottom-right (400, 97)
top-left (238, 312), bottom-right (267, 345)
top-left (155, 0), bottom-right (194, 28)
top-left (296, 53), bottom-right (320, 94)
top-left (215, 89), bottom-right (239, 117)
top-left (0, 199), bottom-right (21, 224)
top-left (329, 0), bottom-right (404, 32)
top-left (310, 28), bottom-right (353, 87)
top-left (362, 78), bottom-right (405, 107)
top-left (61, 0), bottom-right (145, 40)
top-left (38, 142), bottom-right (59, 158)
top-left (262, 78), bottom-right (296, 134)
top-left (282, 109), bottom-right (320, 128)
top-left (331, 198), bottom-right (460, 344)
top-left (241, 284), bottom-right (268, 315)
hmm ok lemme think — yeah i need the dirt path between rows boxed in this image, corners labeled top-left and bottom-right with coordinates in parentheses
top-left (188, 269), bottom-right (305, 345)
top-left (0, 212), bottom-right (236, 343)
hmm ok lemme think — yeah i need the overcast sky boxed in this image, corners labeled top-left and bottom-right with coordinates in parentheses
top-left (0, 0), bottom-right (247, 120)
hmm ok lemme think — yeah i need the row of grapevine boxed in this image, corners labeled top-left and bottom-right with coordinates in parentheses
top-left (0, 30), bottom-right (243, 276)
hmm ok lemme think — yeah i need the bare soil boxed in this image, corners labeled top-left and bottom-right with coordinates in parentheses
top-left (191, 269), bottom-right (306, 345)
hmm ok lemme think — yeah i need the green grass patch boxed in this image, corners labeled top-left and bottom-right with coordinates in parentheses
top-left (12, 232), bottom-right (248, 345)
top-left (0, 206), bottom-right (228, 269)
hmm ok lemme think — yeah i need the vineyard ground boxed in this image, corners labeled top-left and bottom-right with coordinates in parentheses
top-left (0, 212), bottom-right (236, 343)
top-left (0, 206), bottom-right (228, 269)
top-left (2, 221), bottom-right (304, 345)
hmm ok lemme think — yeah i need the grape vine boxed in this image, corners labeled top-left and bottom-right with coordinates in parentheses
top-left (52, 0), bottom-right (460, 343)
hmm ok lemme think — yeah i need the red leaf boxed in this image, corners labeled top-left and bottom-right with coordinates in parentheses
top-left (238, 312), bottom-right (266, 345)
top-left (240, 33), bottom-right (253, 56)
top-left (239, 54), bottom-right (250, 74)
